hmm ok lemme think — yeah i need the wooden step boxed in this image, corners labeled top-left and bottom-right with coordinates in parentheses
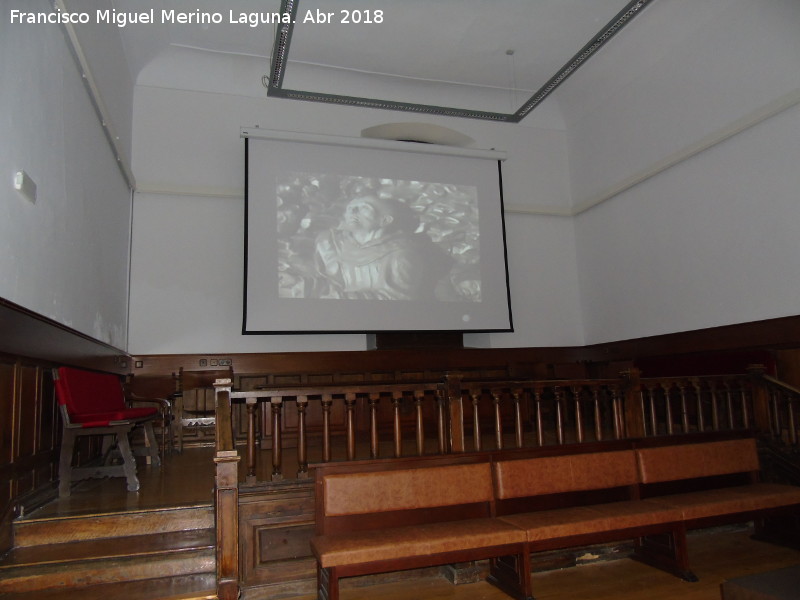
top-left (13, 504), bottom-right (214, 547)
top-left (0, 573), bottom-right (217, 600)
top-left (0, 529), bottom-right (215, 593)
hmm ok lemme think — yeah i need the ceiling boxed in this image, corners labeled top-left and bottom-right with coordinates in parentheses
top-left (112, 0), bottom-right (656, 123)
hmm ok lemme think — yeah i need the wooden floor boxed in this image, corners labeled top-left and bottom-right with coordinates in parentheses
top-left (26, 446), bottom-right (217, 520)
top-left (293, 528), bottom-right (800, 600)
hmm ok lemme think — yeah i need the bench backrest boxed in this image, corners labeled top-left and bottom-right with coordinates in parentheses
top-left (316, 459), bottom-right (494, 534)
top-left (493, 449), bottom-right (639, 513)
top-left (636, 437), bottom-right (760, 485)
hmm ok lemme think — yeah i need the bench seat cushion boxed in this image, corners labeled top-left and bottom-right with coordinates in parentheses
top-left (498, 500), bottom-right (682, 542)
top-left (311, 517), bottom-right (526, 568)
top-left (647, 483), bottom-right (800, 521)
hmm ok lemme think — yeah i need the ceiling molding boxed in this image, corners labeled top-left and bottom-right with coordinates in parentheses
top-left (267, 0), bottom-right (656, 123)
top-left (572, 88), bottom-right (800, 216)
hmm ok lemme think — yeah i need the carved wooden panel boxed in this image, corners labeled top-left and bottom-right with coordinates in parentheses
top-left (239, 482), bottom-right (316, 588)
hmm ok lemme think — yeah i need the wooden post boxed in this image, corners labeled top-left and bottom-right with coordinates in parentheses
top-left (297, 396), bottom-right (308, 478)
top-left (747, 364), bottom-right (773, 436)
top-left (444, 373), bottom-right (465, 453)
top-left (270, 398), bottom-right (283, 481)
top-left (213, 379), bottom-right (240, 600)
top-left (621, 368), bottom-right (646, 439)
top-left (321, 396), bottom-right (332, 462)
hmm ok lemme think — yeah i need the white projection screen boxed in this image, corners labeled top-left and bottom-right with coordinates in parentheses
top-left (243, 130), bottom-right (513, 334)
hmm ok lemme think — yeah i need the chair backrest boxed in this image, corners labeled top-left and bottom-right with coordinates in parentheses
top-left (55, 367), bottom-right (126, 417)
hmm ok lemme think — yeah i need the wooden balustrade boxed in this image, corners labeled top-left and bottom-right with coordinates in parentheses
top-left (754, 370), bottom-right (800, 447)
top-left (639, 374), bottom-right (754, 437)
top-left (213, 371), bottom-right (770, 490)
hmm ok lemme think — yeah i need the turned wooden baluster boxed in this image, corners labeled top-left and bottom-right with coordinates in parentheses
top-left (691, 379), bottom-right (705, 432)
top-left (723, 380), bottom-right (737, 430)
top-left (368, 393), bottom-right (380, 459)
top-left (471, 391), bottom-right (482, 451)
top-left (677, 380), bottom-right (690, 433)
top-left (245, 397), bottom-right (257, 483)
top-left (533, 385), bottom-right (544, 446)
top-left (436, 389), bottom-right (447, 454)
top-left (739, 383), bottom-right (750, 429)
top-left (392, 394), bottom-right (403, 457)
top-left (345, 392), bottom-right (356, 461)
top-left (321, 396), bottom-right (332, 462)
top-left (415, 393), bottom-right (425, 455)
top-left (592, 385), bottom-right (603, 441)
top-left (708, 381), bottom-right (720, 430)
top-left (270, 398), bottom-right (283, 481)
top-left (492, 390), bottom-right (503, 450)
top-left (611, 386), bottom-right (623, 439)
top-left (554, 386), bottom-right (565, 444)
top-left (787, 396), bottom-right (798, 446)
top-left (660, 382), bottom-right (675, 435)
top-left (645, 383), bottom-right (658, 436)
top-left (296, 397), bottom-right (308, 478)
top-left (572, 385), bottom-right (584, 443)
top-left (770, 388), bottom-right (781, 437)
top-left (512, 388), bottom-right (524, 448)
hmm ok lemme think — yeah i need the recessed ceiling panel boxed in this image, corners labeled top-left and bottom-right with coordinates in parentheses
top-left (269, 0), bottom-right (655, 121)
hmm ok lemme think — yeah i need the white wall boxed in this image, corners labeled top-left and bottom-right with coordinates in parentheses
top-left (127, 81), bottom-right (583, 354)
top-left (561, 0), bottom-right (800, 211)
top-left (569, 0), bottom-right (800, 345)
top-left (0, 1), bottom-right (132, 348)
top-left (127, 0), bottom-right (800, 354)
top-left (575, 102), bottom-right (800, 344)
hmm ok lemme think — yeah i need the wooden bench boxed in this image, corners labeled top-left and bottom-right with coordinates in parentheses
top-left (310, 435), bottom-right (800, 600)
top-left (311, 455), bottom-right (532, 600)
top-left (493, 442), bottom-right (694, 594)
top-left (636, 436), bottom-right (800, 561)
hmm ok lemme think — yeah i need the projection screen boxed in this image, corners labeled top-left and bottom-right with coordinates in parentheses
top-left (243, 129), bottom-right (512, 334)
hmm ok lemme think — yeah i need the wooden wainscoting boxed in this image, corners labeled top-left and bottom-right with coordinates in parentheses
top-left (0, 356), bottom-right (59, 555)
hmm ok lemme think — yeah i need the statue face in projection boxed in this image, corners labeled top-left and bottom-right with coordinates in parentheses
top-left (341, 196), bottom-right (394, 241)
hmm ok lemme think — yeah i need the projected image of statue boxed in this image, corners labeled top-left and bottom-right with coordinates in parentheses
top-left (277, 174), bottom-right (481, 302)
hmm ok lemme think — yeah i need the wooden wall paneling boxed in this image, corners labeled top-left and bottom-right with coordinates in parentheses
top-left (0, 359), bottom-right (16, 554)
top-left (776, 349), bottom-right (800, 389)
top-left (239, 482), bottom-right (316, 590)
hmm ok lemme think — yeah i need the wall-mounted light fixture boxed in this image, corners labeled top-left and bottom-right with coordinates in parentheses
top-left (13, 170), bottom-right (37, 204)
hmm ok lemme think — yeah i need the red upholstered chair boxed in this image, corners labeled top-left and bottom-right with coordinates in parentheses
top-left (54, 366), bottom-right (161, 497)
